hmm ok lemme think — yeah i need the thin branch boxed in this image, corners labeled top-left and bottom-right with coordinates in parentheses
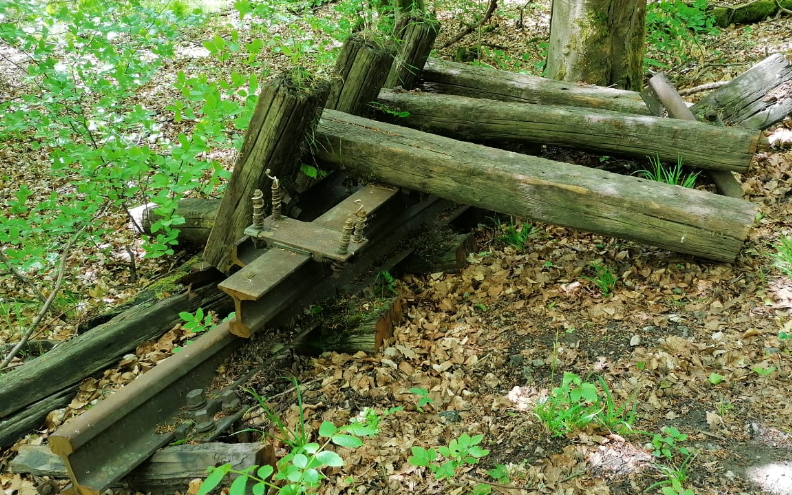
top-left (0, 220), bottom-right (94, 370)
top-left (678, 81), bottom-right (728, 96)
top-left (437, 0), bottom-right (498, 50)
top-left (777, 0), bottom-right (792, 15)
top-left (0, 249), bottom-right (46, 303)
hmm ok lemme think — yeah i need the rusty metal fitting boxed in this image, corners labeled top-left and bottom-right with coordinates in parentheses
top-left (220, 389), bottom-right (241, 412)
top-left (251, 189), bottom-right (265, 228)
top-left (353, 200), bottom-right (367, 244)
top-left (194, 409), bottom-right (215, 434)
top-left (185, 389), bottom-right (206, 411)
top-left (266, 169), bottom-right (282, 220)
top-left (337, 217), bottom-right (355, 255)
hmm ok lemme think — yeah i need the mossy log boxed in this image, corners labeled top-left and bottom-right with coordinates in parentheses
top-left (384, 15), bottom-right (440, 90)
top-left (375, 89), bottom-right (761, 172)
top-left (313, 109), bottom-right (758, 262)
top-left (420, 58), bottom-right (652, 115)
top-left (326, 31), bottom-right (395, 115)
top-left (203, 72), bottom-right (330, 272)
top-left (298, 297), bottom-right (404, 354)
top-left (711, 0), bottom-right (792, 27)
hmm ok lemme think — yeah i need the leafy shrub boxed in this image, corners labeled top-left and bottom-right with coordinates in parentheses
top-left (645, 0), bottom-right (719, 68)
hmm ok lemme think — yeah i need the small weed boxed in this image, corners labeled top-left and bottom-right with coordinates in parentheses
top-left (376, 270), bottom-right (398, 296)
top-left (645, 427), bottom-right (695, 495)
top-left (534, 372), bottom-right (636, 437)
top-left (771, 235), bottom-right (792, 279)
top-left (368, 101), bottom-right (411, 118)
top-left (494, 217), bottom-right (534, 251)
top-left (583, 262), bottom-right (617, 296)
top-left (408, 434), bottom-right (490, 492)
top-left (752, 365), bottom-right (776, 377)
top-left (474, 303), bottom-right (487, 312)
top-left (299, 164), bottom-right (328, 180)
top-left (716, 399), bottom-right (734, 416)
top-left (198, 378), bottom-right (386, 495)
top-left (636, 155), bottom-right (699, 188)
top-left (175, 310), bottom-right (235, 351)
top-left (708, 373), bottom-right (723, 385)
top-left (409, 387), bottom-right (434, 412)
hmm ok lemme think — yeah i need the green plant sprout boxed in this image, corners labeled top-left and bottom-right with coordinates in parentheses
top-left (645, 426), bottom-right (695, 495)
top-left (637, 155), bottom-right (699, 188)
top-left (198, 379), bottom-right (385, 495)
top-left (752, 365), bottom-right (776, 377)
top-left (408, 434), bottom-right (490, 492)
top-left (771, 235), bottom-right (792, 279)
top-left (494, 217), bottom-right (534, 251)
top-left (644, 0), bottom-right (719, 69)
top-left (708, 373), bottom-right (724, 385)
top-left (583, 262), bottom-right (617, 296)
top-left (409, 387), bottom-right (434, 412)
top-left (368, 101), bottom-right (411, 118)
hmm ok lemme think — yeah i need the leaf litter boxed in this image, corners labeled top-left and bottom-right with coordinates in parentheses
top-left (2, 1), bottom-right (792, 495)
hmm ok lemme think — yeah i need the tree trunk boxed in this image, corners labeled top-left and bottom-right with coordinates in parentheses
top-left (203, 71), bottom-right (330, 272)
top-left (420, 58), bottom-right (651, 115)
top-left (546, 0), bottom-right (646, 91)
top-left (375, 89), bottom-right (761, 172)
top-left (313, 110), bottom-right (758, 262)
top-left (326, 31), bottom-right (395, 115)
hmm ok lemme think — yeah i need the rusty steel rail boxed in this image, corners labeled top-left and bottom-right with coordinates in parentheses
top-left (49, 183), bottom-right (450, 495)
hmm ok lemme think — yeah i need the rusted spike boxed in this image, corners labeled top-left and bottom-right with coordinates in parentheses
top-left (338, 217), bottom-right (355, 255)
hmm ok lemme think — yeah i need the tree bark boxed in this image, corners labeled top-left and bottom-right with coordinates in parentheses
top-left (420, 58), bottom-right (651, 115)
top-left (0, 283), bottom-right (234, 422)
top-left (326, 31), bottom-right (395, 115)
top-left (313, 110), bottom-right (758, 262)
top-left (375, 89), bottom-right (761, 172)
top-left (203, 72), bottom-right (330, 272)
top-left (546, 0), bottom-right (647, 91)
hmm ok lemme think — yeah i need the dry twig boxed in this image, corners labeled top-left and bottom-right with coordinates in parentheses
top-left (0, 249), bottom-right (46, 303)
top-left (438, 0), bottom-right (498, 49)
top-left (678, 80), bottom-right (728, 96)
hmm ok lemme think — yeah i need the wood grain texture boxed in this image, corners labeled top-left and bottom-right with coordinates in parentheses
top-left (384, 16), bottom-right (439, 90)
top-left (203, 74), bottom-right (329, 272)
top-left (327, 31), bottom-right (394, 115)
top-left (691, 53), bottom-right (792, 130)
top-left (314, 110), bottom-right (757, 262)
top-left (376, 89), bottom-right (760, 172)
top-left (420, 58), bottom-right (652, 115)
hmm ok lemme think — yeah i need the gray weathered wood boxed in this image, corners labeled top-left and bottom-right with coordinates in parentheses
top-left (11, 443), bottom-right (268, 495)
top-left (140, 199), bottom-right (221, 244)
top-left (203, 73), bottom-right (329, 272)
top-left (690, 53), bottom-right (792, 131)
top-left (0, 386), bottom-right (77, 448)
top-left (644, 73), bottom-right (745, 198)
top-left (385, 16), bottom-right (440, 90)
top-left (375, 89), bottom-right (761, 172)
top-left (0, 283), bottom-right (234, 421)
top-left (314, 109), bottom-right (757, 262)
top-left (420, 58), bottom-right (652, 115)
top-left (327, 31), bottom-right (394, 115)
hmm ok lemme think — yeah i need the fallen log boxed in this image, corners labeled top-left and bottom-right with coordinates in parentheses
top-left (314, 110), bottom-right (758, 262)
top-left (0, 386), bottom-right (77, 449)
top-left (711, 0), bottom-right (792, 27)
top-left (419, 57), bottom-right (652, 115)
top-left (0, 283), bottom-right (234, 427)
top-left (375, 89), bottom-right (761, 172)
top-left (11, 443), bottom-right (269, 495)
top-left (137, 198), bottom-right (220, 245)
top-left (690, 53), bottom-right (792, 131)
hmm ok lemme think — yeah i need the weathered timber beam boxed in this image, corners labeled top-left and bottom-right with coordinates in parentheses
top-left (690, 53), bottom-right (792, 131)
top-left (12, 443), bottom-right (268, 495)
top-left (314, 110), bottom-right (758, 262)
top-left (644, 73), bottom-right (744, 198)
top-left (0, 386), bottom-right (77, 449)
top-left (376, 89), bottom-right (760, 172)
top-left (419, 57), bottom-right (652, 115)
top-left (0, 283), bottom-right (233, 421)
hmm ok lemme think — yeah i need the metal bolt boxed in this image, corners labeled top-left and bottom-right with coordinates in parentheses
top-left (252, 189), bottom-right (265, 228)
top-left (337, 217), bottom-right (355, 254)
top-left (194, 409), bottom-right (215, 434)
top-left (266, 169), bottom-right (282, 220)
top-left (186, 389), bottom-right (206, 410)
top-left (353, 200), bottom-right (367, 243)
top-left (220, 389), bottom-right (241, 412)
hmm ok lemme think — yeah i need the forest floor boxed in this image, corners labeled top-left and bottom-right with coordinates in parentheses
top-left (2, 1), bottom-right (792, 494)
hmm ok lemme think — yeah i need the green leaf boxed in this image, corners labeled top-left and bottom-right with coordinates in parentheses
top-left (315, 450), bottom-right (344, 467)
top-left (229, 474), bottom-right (248, 495)
top-left (197, 464), bottom-right (231, 495)
top-left (256, 465), bottom-right (273, 480)
top-left (708, 373), bottom-right (723, 385)
top-left (342, 424), bottom-right (378, 436)
top-left (292, 453), bottom-right (308, 469)
top-left (318, 421), bottom-right (337, 437)
top-left (331, 434), bottom-right (363, 448)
